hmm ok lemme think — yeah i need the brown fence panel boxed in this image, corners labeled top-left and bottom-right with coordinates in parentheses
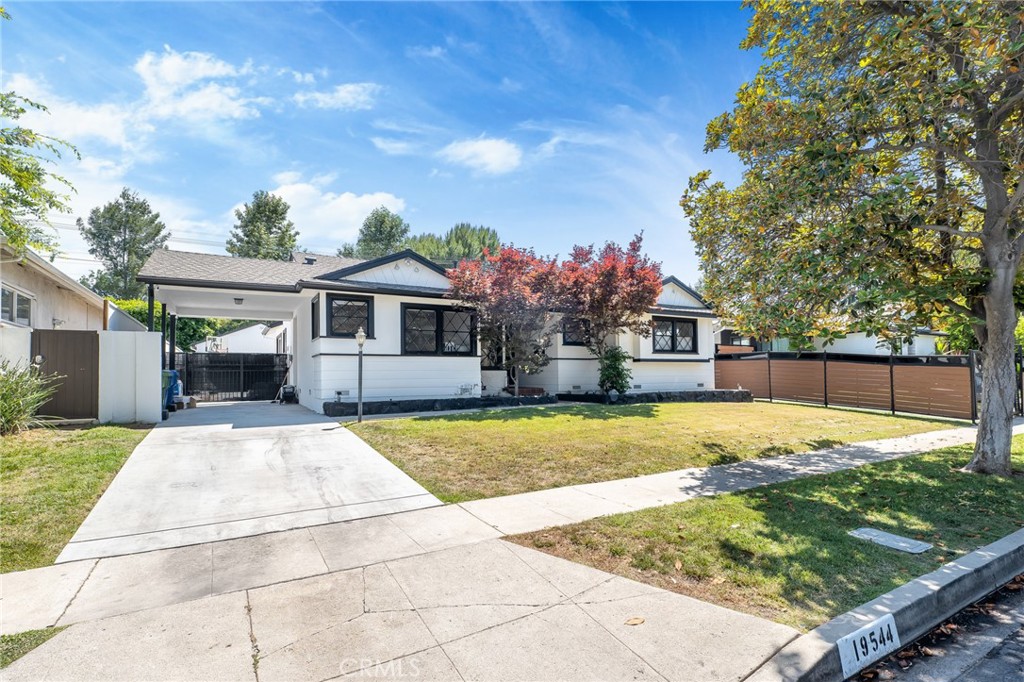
top-left (825, 361), bottom-right (893, 411)
top-left (715, 356), bottom-right (770, 398)
top-left (770, 359), bottom-right (825, 403)
top-left (715, 344), bottom-right (756, 355)
top-left (31, 329), bottom-right (99, 419)
top-left (893, 364), bottom-right (973, 419)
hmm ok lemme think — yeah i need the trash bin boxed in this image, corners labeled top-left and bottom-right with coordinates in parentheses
top-left (161, 369), bottom-right (179, 416)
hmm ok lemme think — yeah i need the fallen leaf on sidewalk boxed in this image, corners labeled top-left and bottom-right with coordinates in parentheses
top-left (674, 559), bottom-right (682, 571)
top-left (624, 617), bottom-right (645, 626)
top-left (921, 647), bottom-right (937, 657)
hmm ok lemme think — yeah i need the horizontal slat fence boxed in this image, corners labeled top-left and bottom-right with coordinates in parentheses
top-left (715, 351), bottom-right (986, 421)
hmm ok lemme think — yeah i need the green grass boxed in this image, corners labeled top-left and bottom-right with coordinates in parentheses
top-left (0, 425), bottom-right (149, 573)
top-left (510, 438), bottom-right (1024, 631)
top-left (0, 628), bottom-right (65, 668)
top-left (350, 402), bottom-right (954, 502)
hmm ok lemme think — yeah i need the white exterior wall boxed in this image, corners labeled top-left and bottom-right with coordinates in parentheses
top-left (311, 291), bottom-right (480, 409)
top-left (194, 323), bottom-right (286, 353)
top-left (98, 331), bottom-right (162, 424)
top-left (0, 324), bottom-right (32, 365)
top-left (292, 297), bottom-right (320, 413)
top-left (1, 257), bottom-right (105, 331)
top-left (814, 332), bottom-right (940, 356)
top-left (522, 316), bottom-right (717, 395)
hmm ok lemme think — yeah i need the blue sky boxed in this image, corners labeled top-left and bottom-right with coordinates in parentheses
top-left (4, 1), bottom-right (758, 282)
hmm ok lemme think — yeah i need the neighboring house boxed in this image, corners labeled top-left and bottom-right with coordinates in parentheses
top-left (761, 330), bottom-right (944, 356)
top-left (193, 321), bottom-right (292, 354)
top-left (1, 239), bottom-right (146, 365)
top-left (1, 239), bottom-right (160, 423)
top-left (518, 277), bottom-right (717, 396)
top-left (138, 249), bottom-right (482, 414)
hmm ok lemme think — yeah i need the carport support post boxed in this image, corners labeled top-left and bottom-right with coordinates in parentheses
top-left (168, 315), bottom-right (177, 371)
top-left (161, 306), bottom-right (168, 370)
top-left (147, 284), bottom-right (155, 331)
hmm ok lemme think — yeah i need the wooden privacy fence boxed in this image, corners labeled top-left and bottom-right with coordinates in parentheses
top-left (715, 351), bottom-right (994, 421)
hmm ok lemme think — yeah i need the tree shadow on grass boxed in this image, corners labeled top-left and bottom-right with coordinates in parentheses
top-left (409, 403), bottom-right (659, 423)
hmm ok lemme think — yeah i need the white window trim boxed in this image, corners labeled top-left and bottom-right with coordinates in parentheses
top-left (1, 284), bottom-right (35, 328)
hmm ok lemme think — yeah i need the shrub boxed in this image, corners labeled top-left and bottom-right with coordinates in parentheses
top-left (0, 360), bottom-right (62, 436)
top-left (598, 346), bottom-right (632, 396)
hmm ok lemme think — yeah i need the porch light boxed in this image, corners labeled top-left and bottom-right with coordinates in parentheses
top-left (355, 327), bottom-right (367, 348)
top-left (234, 298), bottom-right (244, 305)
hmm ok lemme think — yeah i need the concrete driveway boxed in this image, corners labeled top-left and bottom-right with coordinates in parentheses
top-left (57, 402), bottom-right (441, 563)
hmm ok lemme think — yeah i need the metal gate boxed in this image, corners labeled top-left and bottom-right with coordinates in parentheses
top-left (175, 353), bottom-right (289, 402)
top-left (31, 329), bottom-right (99, 419)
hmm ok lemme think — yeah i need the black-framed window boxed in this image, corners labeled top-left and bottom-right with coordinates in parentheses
top-left (562, 317), bottom-right (589, 346)
top-left (311, 295), bottom-right (320, 339)
top-left (328, 294), bottom-right (373, 338)
top-left (402, 304), bottom-right (476, 356)
top-left (653, 317), bottom-right (697, 353)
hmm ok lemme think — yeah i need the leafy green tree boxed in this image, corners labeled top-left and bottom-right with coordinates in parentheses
top-left (406, 223), bottom-right (501, 264)
top-left (79, 188), bottom-right (168, 299)
top-left (338, 206), bottom-right (410, 259)
top-left (226, 190), bottom-right (298, 260)
top-left (0, 9), bottom-right (79, 256)
top-left (682, 2), bottom-right (1024, 475)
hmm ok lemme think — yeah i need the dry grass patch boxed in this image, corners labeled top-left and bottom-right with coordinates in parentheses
top-left (510, 439), bottom-right (1024, 631)
top-left (1, 425), bottom-right (149, 572)
top-left (350, 402), bottom-right (953, 502)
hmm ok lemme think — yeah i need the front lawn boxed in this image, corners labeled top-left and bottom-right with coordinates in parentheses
top-left (0, 628), bottom-right (64, 669)
top-left (0, 425), bottom-right (149, 573)
top-left (350, 402), bottom-right (954, 502)
top-left (509, 438), bottom-right (1024, 631)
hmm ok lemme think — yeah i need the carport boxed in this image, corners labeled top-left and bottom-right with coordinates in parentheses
top-left (57, 401), bottom-right (442, 562)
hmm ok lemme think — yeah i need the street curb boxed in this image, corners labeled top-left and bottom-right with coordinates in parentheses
top-left (746, 527), bottom-right (1024, 682)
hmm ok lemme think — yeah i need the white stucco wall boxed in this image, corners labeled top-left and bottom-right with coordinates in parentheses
top-left (2, 257), bottom-right (105, 332)
top-left (0, 324), bottom-right (32, 365)
top-left (98, 331), bottom-right (161, 424)
top-left (308, 291), bottom-right (480, 409)
top-left (519, 313), bottom-right (717, 395)
top-left (815, 332), bottom-right (940, 356)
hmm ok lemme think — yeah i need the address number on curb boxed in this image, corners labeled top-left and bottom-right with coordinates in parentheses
top-left (836, 613), bottom-right (902, 678)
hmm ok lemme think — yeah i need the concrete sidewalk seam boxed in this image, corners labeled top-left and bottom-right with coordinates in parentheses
top-left (52, 558), bottom-right (98, 628)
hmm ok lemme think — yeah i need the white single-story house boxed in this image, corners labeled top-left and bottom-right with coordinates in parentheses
top-left (518, 277), bottom-right (717, 396)
top-left (138, 249), bottom-right (481, 414)
top-left (1, 239), bottom-right (161, 423)
top-left (193, 321), bottom-right (292, 354)
top-left (138, 250), bottom-right (717, 413)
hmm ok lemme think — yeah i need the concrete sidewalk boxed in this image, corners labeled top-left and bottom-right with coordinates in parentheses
top-left (3, 421), bottom-right (1004, 639)
top-left (3, 539), bottom-right (800, 682)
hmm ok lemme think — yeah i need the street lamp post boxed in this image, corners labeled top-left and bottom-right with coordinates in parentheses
top-left (355, 326), bottom-right (367, 423)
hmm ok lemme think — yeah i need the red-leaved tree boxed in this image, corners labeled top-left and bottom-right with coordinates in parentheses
top-left (448, 246), bottom-right (560, 396)
top-left (557, 233), bottom-right (663, 393)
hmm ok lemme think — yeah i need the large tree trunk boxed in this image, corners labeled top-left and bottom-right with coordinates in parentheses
top-left (966, 261), bottom-right (1017, 476)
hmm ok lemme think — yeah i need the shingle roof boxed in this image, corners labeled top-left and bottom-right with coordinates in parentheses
top-left (137, 249), bottom-right (364, 289)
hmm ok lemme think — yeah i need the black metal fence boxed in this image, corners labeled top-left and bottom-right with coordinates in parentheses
top-left (172, 353), bottom-right (290, 402)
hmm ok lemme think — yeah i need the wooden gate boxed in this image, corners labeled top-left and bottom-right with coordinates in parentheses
top-left (31, 329), bottom-right (100, 419)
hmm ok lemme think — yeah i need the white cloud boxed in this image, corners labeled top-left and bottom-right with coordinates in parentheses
top-left (278, 68), bottom-right (316, 84)
top-left (6, 73), bottom-right (137, 151)
top-left (134, 46), bottom-right (267, 121)
top-left (293, 83), bottom-right (381, 110)
top-left (406, 45), bottom-right (446, 59)
top-left (371, 137), bottom-right (415, 155)
top-left (499, 77), bottom-right (523, 93)
top-left (134, 45), bottom-right (243, 100)
top-left (438, 137), bottom-right (522, 175)
top-left (265, 173), bottom-right (406, 247)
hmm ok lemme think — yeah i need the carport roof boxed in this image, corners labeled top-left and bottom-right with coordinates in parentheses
top-left (138, 249), bottom-right (364, 289)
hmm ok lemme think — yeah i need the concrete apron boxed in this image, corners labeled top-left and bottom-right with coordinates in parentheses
top-left (56, 402), bottom-right (441, 563)
top-left (2, 539), bottom-right (800, 682)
